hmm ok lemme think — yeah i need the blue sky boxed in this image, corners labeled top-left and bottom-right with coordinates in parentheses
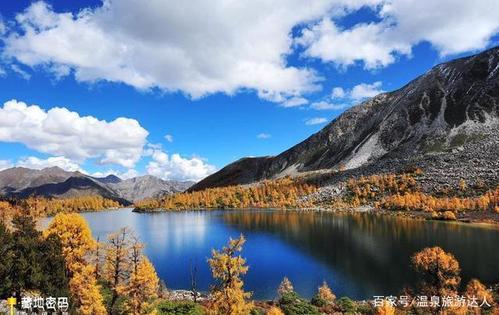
top-left (0, 0), bottom-right (498, 181)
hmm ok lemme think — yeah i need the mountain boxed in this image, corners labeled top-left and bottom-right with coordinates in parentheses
top-left (109, 176), bottom-right (194, 202)
top-left (191, 46), bottom-right (499, 191)
top-left (0, 166), bottom-right (193, 203)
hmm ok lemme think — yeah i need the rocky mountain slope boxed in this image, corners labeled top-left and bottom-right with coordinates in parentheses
top-left (110, 176), bottom-right (193, 202)
top-left (191, 46), bottom-right (499, 192)
top-left (0, 167), bottom-right (193, 203)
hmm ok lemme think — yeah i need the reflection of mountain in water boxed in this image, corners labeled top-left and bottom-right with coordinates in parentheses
top-left (223, 211), bottom-right (499, 298)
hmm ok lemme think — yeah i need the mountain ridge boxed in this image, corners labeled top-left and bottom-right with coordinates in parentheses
top-left (0, 166), bottom-right (193, 203)
top-left (191, 46), bottom-right (499, 191)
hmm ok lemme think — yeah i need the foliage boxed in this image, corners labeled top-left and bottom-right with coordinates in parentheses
top-left (0, 196), bottom-right (121, 222)
top-left (346, 173), bottom-right (419, 206)
top-left (312, 281), bottom-right (335, 306)
top-left (465, 279), bottom-right (494, 309)
top-left (44, 213), bottom-right (106, 314)
top-left (278, 292), bottom-right (320, 315)
top-left (156, 300), bottom-right (206, 315)
top-left (44, 213), bottom-right (97, 275)
top-left (0, 216), bottom-right (69, 301)
top-left (266, 306), bottom-right (284, 315)
top-left (120, 257), bottom-right (160, 315)
top-left (69, 264), bottom-right (107, 315)
top-left (378, 187), bottom-right (499, 213)
top-left (335, 297), bottom-right (357, 313)
top-left (411, 247), bottom-right (461, 297)
top-left (374, 299), bottom-right (395, 315)
top-left (208, 235), bottom-right (253, 315)
top-left (277, 277), bottom-right (294, 298)
top-left (135, 178), bottom-right (317, 210)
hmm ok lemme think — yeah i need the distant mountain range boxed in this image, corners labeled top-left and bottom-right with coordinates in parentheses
top-left (191, 46), bottom-right (499, 191)
top-left (0, 166), bottom-right (193, 204)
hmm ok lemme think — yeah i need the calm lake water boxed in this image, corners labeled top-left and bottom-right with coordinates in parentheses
top-left (41, 208), bottom-right (499, 300)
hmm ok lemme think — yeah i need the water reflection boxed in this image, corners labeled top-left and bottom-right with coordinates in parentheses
top-left (40, 209), bottom-right (499, 300)
top-left (222, 210), bottom-right (499, 299)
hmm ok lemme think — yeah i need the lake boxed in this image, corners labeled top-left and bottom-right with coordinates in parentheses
top-left (41, 208), bottom-right (499, 300)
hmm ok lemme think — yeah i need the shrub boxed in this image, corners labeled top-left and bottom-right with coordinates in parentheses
top-left (336, 297), bottom-right (357, 313)
top-left (278, 292), bottom-right (320, 315)
top-left (156, 300), bottom-right (205, 315)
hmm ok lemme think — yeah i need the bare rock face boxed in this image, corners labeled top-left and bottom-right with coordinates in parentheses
top-left (191, 46), bottom-right (499, 191)
top-left (109, 175), bottom-right (194, 202)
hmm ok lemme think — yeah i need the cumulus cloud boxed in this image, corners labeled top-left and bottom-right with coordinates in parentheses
top-left (0, 160), bottom-right (12, 171)
top-left (332, 81), bottom-right (384, 101)
top-left (331, 87), bottom-right (346, 98)
top-left (16, 156), bottom-right (82, 172)
top-left (146, 150), bottom-right (216, 182)
top-left (164, 134), bottom-right (174, 143)
top-left (0, 1), bottom-right (366, 101)
top-left (256, 133), bottom-right (271, 139)
top-left (305, 117), bottom-right (328, 125)
top-left (297, 0), bottom-right (499, 69)
top-left (0, 99), bottom-right (149, 168)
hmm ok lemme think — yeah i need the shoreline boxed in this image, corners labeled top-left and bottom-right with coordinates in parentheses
top-left (133, 206), bottom-right (499, 226)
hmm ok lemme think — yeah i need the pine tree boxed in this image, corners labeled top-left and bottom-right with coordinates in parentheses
top-left (208, 235), bottom-right (253, 315)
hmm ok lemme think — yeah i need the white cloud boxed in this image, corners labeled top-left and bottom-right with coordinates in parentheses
top-left (0, 99), bottom-right (149, 168)
top-left (331, 87), bottom-right (346, 98)
top-left (305, 117), bottom-right (328, 125)
top-left (310, 101), bottom-right (347, 110)
top-left (349, 81), bottom-right (384, 100)
top-left (0, 160), bottom-right (12, 171)
top-left (146, 150), bottom-right (216, 182)
top-left (332, 81), bottom-right (384, 101)
top-left (11, 64), bottom-right (31, 80)
top-left (1, 1), bottom-right (368, 101)
top-left (297, 0), bottom-right (499, 69)
top-left (280, 96), bottom-right (309, 108)
top-left (164, 134), bottom-right (174, 143)
top-left (256, 133), bottom-right (271, 139)
top-left (16, 156), bottom-right (82, 172)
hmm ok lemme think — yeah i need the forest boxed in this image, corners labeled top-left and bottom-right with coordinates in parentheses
top-left (134, 171), bottom-right (499, 221)
top-left (0, 195), bottom-right (122, 223)
top-left (0, 212), bottom-right (497, 314)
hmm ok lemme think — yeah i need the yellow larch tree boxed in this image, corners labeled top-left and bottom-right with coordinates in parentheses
top-left (208, 235), bottom-right (253, 315)
top-left (119, 257), bottom-right (160, 315)
top-left (44, 213), bottom-right (106, 315)
top-left (411, 247), bottom-right (461, 297)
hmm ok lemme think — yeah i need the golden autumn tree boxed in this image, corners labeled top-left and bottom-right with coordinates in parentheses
top-left (266, 306), bottom-right (285, 315)
top-left (465, 279), bottom-right (494, 312)
top-left (208, 234), bottom-right (253, 315)
top-left (119, 257), bottom-right (160, 315)
top-left (411, 247), bottom-right (461, 297)
top-left (375, 299), bottom-right (395, 315)
top-left (44, 213), bottom-right (106, 315)
top-left (316, 281), bottom-right (336, 305)
top-left (69, 264), bottom-right (107, 315)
